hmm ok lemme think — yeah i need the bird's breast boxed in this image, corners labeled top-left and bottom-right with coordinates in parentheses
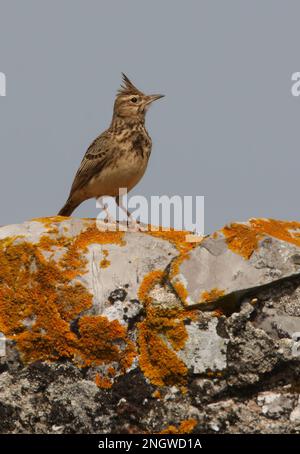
top-left (86, 142), bottom-right (151, 198)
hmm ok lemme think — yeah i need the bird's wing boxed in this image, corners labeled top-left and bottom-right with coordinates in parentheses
top-left (68, 131), bottom-right (114, 197)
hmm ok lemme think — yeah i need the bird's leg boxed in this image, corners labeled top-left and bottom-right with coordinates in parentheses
top-left (97, 197), bottom-right (114, 224)
top-left (116, 195), bottom-right (141, 231)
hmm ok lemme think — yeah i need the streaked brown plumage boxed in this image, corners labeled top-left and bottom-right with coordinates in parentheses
top-left (58, 74), bottom-right (164, 217)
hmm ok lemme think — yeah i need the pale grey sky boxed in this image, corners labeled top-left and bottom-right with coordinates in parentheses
top-left (0, 0), bottom-right (300, 233)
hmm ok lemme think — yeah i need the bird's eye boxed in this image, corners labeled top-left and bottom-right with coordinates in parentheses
top-left (131, 97), bottom-right (138, 103)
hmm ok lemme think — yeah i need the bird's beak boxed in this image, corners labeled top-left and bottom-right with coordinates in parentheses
top-left (145, 94), bottom-right (165, 105)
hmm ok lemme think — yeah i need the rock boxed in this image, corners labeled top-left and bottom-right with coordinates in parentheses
top-left (226, 320), bottom-right (280, 386)
top-left (254, 309), bottom-right (300, 339)
top-left (257, 392), bottom-right (294, 419)
top-left (290, 398), bottom-right (300, 423)
top-left (178, 317), bottom-right (228, 373)
top-left (1, 216), bottom-right (300, 433)
top-left (170, 219), bottom-right (300, 309)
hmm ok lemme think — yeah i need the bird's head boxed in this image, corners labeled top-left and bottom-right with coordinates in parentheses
top-left (113, 73), bottom-right (164, 122)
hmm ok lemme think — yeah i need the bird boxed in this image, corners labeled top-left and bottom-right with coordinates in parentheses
top-left (58, 73), bottom-right (164, 223)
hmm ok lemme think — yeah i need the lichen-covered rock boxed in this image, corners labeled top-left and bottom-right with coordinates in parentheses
top-left (1, 217), bottom-right (300, 433)
top-left (177, 317), bottom-right (228, 374)
top-left (171, 219), bottom-right (300, 309)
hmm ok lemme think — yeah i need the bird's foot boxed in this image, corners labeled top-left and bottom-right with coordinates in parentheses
top-left (103, 214), bottom-right (115, 225)
top-left (127, 217), bottom-right (147, 232)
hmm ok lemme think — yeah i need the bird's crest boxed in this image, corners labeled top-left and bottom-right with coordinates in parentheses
top-left (117, 73), bottom-right (144, 96)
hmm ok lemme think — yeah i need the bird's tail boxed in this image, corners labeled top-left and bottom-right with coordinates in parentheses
top-left (58, 198), bottom-right (80, 216)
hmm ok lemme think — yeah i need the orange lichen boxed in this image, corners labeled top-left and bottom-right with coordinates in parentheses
top-left (172, 281), bottom-right (189, 305)
top-left (168, 250), bottom-right (192, 306)
top-left (138, 322), bottom-right (187, 387)
top-left (147, 228), bottom-right (200, 307)
top-left (60, 223), bottom-right (125, 280)
top-left (159, 419), bottom-right (197, 434)
top-left (38, 234), bottom-right (72, 251)
top-left (251, 219), bottom-right (300, 247)
top-left (200, 288), bottom-right (225, 304)
top-left (213, 308), bottom-right (225, 317)
top-left (95, 373), bottom-right (113, 389)
top-left (100, 249), bottom-right (111, 268)
top-left (223, 218), bottom-right (300, 259)
top-left (71, 224), bottom-right (125, 250)
top-left (0, 220), bottom-right (134, 380)
top-left (32, 216), bottom-right (69, 225)
top-left (137, 271), bottom-right (189, 387)
top-left (31, 216), bottom-right (68, 236)
top-left (75, 315), bottom-right (136, 369)
top-left (152, 390), bottom-right (161, 399)
top-left (137, 269), bottom-right (165, 305)
top-left (169, 250), bottom-right (191, 278)
top-left (206, 370), bottom-right (223, 378)
top-left (107, 366), bottom-right (116, 377)
top-left (166, 321), bottom-right (188, 351)
top-left (222, 223), bottom-right (264, 259)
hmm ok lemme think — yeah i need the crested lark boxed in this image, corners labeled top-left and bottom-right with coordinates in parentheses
top-left (58, 74), bottom-right (164, 219)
